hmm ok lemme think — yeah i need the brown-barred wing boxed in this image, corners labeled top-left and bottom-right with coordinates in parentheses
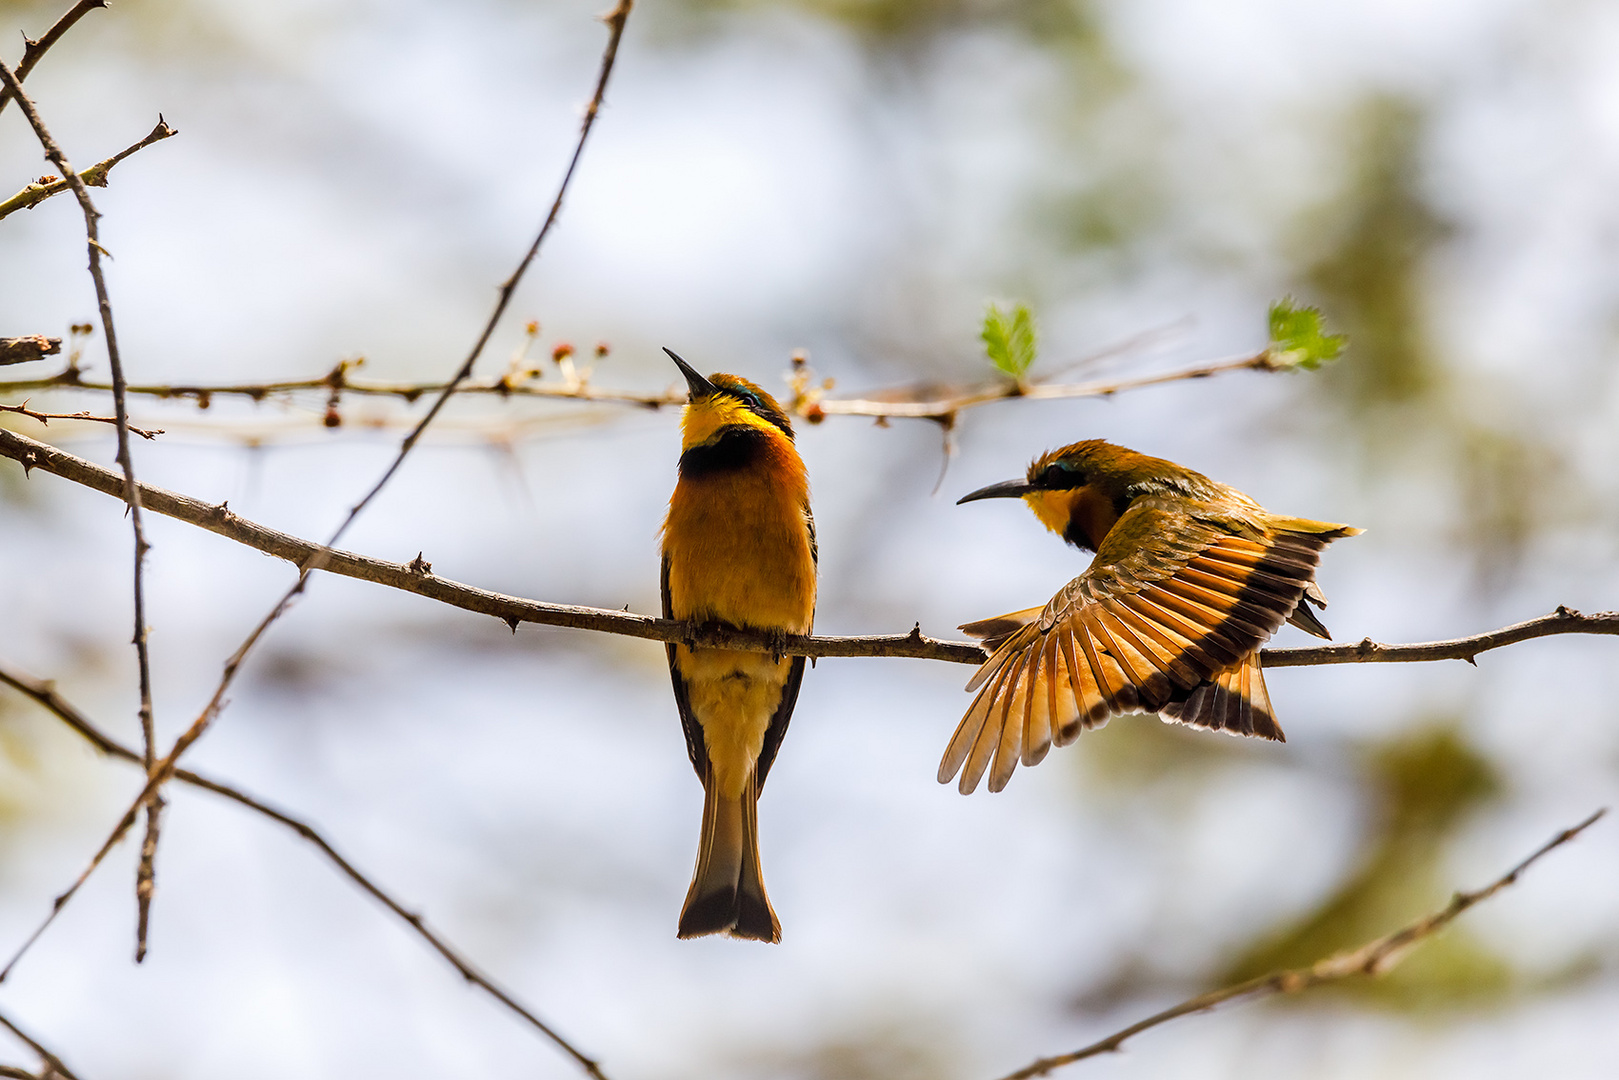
top-left (940, 504), bottom-right (1343, 794)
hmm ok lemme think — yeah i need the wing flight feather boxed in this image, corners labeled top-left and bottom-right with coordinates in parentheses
top-left (944, 504), bottom-right (1346, 792)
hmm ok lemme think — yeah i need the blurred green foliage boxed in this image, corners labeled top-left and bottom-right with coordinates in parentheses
top-left (672, 0), bottom-right (1103, 48)
top-left (1220, 726), bottom-right (1513, 1009)
top-left (727, 1019), bottom-right (959, 1080)
top-left (1300, 96), bottom-right (1582, 583)
top-left (1267, 298), bottom-right (1346, 371)
top-left (1304, 97), bottom-right (1448, 410)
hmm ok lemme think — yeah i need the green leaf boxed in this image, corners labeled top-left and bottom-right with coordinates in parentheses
top-left (981, 302), bottom-right (1038, 380)
top-left (1267, 297), bottom-right (1346, 370)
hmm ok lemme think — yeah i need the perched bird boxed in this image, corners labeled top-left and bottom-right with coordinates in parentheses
top-left (660, 348), bottom-right (817, 942)
top-left (942, 439), bottom-right (1360, 795)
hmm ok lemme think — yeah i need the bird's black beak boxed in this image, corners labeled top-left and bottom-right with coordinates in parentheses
top-left (957, 478), bottom-right (1034, 505)
top-left (664, 347), bottom-right (719, 400)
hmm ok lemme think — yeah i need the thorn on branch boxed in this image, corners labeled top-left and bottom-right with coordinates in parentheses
top-left (408, 552), bottom-right (432, 575)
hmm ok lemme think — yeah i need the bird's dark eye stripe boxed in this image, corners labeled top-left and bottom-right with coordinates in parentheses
top-left (720, 386), bottom-right (794, 438)
top-left (1038, 462), bottom-right (1084, 487)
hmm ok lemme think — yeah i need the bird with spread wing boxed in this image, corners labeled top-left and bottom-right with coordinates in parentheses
top-left (942, 440), bottom-right (1361, 795)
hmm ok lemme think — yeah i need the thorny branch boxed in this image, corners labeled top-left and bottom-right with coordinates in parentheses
top-left (0, 118), bottom-right (178, 222)
top-left (0, 401), bottom-right (163, 439)
top-left (995, 810), bottom-right (1608, 1080)
top-left (0, 348), bottom-right (1284, 433)
top-left (0, 0), bottom-right (105, 118)
top-left (0, 57), bottom-right (163, 962)
top-left (0, 1007), bottom-right (80, 1080)
top-left (2, 426), bottom-right (1615, 668)
top-left (0, 7), bottom-right (633, 1074)
top-left (0, 665), bottom-right (608, 1080)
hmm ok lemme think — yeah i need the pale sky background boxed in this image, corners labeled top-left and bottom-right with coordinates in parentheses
top-left (2, 0), bottom-right (1619, 1077)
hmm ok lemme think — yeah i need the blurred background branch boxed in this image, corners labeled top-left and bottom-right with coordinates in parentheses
top-left (0, 1008), bottom-right (79, 1080)
top-left (0, 344), bottom-right (1282, 429)
top-left (999, 810), bottom-right (1606, 1080)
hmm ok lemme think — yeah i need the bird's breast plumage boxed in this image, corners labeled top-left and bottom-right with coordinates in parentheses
top-left (662, 437), bottom-right (816, 635)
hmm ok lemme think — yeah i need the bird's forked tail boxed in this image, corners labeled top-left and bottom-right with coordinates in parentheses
top-left (678, 772), bottom-right (780, 943)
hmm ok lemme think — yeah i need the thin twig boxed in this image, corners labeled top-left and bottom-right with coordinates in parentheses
top-left (0, 401), bottom-right (163, 439)
top-left (0, 350), bottom-right (1277, 427)
top-left (0, 338), bottom-right (61, 367)
top-left (808, 352), bottom-right (1276, 423)
top-left (0, 1007), bottom-right (80, 1080)
top-left (0, 664), bottom-right (608, 1080)
top-left (328, 0), bottom-right (632, 545)
top-left (2, 427), bottom-right (1615, 667)
top-left (0, 366), bottom-right (684, 405)
top-left (0, 119), bottom-right (177, 221)
top-left (996, 809), bottom-right (1607, 1080)
top-left (0, 57), bottom-right (163, 963)
top-left (0, 0), bottom-right (107, 118)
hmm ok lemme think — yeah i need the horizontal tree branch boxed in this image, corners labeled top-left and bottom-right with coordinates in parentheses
top-left (1256, 607), bottom-right (1619, 666)
top-left (997, 808), bottom-right (1607, 1080)
top-left (0, 401), bottom-right (163, 439)
top-left (0, 663), bottom-right (608, 1080)
top-left (0, 338), bottom-right (60, 367)
top-left (0, 349), bottom-right (1285, 430)
top-left (3, 426), bottom-right (1614, 667)
top-left (804, 351), bottom-right (1277, 423)
top-left (0, 118), bottom-right (177, 222)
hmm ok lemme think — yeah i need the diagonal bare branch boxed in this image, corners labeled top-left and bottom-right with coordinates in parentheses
top-left (0, 0), bottom-right (106, 119)
top-left (0, 1007), bottom-right (80, 1080)
top-left (0, 55), bottom-right (163, 962)
top-left (996, 809), bottom-right (1608, 1080)
top-left (0, 119), bottom-right (177, 221)
top-left (0, 664), bottom-right (609, 1080)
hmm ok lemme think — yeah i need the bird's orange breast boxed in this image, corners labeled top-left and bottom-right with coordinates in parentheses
top-left (662, 440), bottom-right (816, 635)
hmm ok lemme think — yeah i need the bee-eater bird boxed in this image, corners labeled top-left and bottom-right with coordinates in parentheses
top-left (660, 348), bottom-right (817, 942)
top-left (942, 439), bottom-right (1360, 795)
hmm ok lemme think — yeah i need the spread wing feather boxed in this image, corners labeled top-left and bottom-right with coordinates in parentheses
top-left (944, 503), bottom-right (1353, 792)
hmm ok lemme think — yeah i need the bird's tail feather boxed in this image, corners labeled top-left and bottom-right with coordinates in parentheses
top-left (678, 775), bottom-right (780, 943)
top-left (1160, 653), bottom-right (1283, 741)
